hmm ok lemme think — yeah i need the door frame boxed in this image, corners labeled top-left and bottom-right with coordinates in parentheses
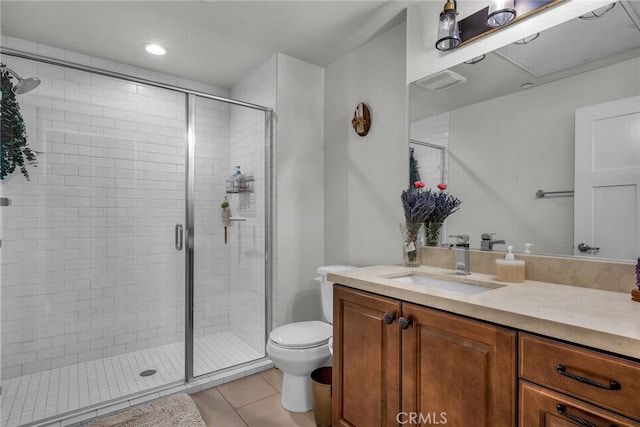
top-left (574, 95), bottom-right (640, 260)
top-left (1, 46), bottom-right (275, 385)
top-left (184, 93), bottom-right (274, 382)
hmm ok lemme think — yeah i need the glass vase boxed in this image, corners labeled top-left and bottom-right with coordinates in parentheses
top-left (400, 222), bottom-right (425, 267)
top-left (425, 222), bottom-right (444, 247)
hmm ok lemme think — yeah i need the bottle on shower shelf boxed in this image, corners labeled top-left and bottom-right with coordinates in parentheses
top-left (231, 165), bottom-right (241, 191)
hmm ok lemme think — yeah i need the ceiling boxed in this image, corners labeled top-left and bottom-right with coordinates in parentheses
top-left (410, 0), bottom-right (640, 121)
top-left (1, 1), bottom-right (408, 89)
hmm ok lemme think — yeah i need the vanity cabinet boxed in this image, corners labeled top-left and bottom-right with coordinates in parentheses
top-left (402, 302), bottom-right (517, 426)
top-left (519, 333), bottom-right (640, 426)
top-left (332, 285), bottom-right (517, 427)
top-left (332, 285), bottom-right (401, 427)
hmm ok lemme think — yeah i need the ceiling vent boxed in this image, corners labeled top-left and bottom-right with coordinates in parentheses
top-left (415, 70), bottom-right (467, 91)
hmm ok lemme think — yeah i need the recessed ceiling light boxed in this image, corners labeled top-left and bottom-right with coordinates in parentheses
top-left (144, 44), bottom-right (167, 56)
top-left (464, 55), bottom-right (486, 65)
top-left (579, 3), bottom-right (615, 20)
top-left (514, 33), bottom-right (540, 45)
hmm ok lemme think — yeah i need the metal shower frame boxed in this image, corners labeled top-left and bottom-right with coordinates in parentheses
top-left (0, 46), bottom-right (275, 383)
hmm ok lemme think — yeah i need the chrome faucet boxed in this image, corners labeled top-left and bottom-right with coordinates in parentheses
top-left (449, 234), bottom-right (469, 248)
top-left (480, 233), bottom-right (505, 251)
top-left (454, 247), bottom-right (470, 275)
top-left (449, 235), bottom-right (470, 275)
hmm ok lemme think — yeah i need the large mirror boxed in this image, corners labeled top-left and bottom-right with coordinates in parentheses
top-left (409, 1), bottom-right (640, 261)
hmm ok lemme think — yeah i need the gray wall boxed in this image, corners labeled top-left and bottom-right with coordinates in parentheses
top-left (324, 21), bottom-right (408, 267)
top-left (275, 54), bottom-right (326, 326)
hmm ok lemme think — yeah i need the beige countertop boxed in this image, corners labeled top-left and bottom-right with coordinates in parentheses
top-left (328, 265), bottom-right (640, 360)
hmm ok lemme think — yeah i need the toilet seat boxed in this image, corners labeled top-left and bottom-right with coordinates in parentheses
top-left (269, 321), bottom-right (332, 350)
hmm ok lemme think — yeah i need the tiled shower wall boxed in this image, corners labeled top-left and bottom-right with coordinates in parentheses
top-left (228, 55), bottom-right (276, 355)
top-left (1, 54), bottom-right (189, 379)
top-left (193, 96), bottom-right (232, 344)
top-left (1, 38), bottom-right (270, 379)
top-left (409, 112), bottom-right (450, 243)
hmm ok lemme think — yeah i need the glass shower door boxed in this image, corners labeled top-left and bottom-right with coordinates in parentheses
top-left (189, 96), bottom-right (267, 378)
top-left (0, 56), bottom-right (188, 426)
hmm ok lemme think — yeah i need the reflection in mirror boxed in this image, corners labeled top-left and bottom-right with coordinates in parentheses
top-left (409, 1), bottom-right (640, 261)
top-left (409, 139), bottom-right (446, 188)
top-left (409, 138), bottom-right (449, 243)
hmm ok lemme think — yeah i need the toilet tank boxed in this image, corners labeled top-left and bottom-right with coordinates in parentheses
top-left (316, 265), bottom-right (357, 324)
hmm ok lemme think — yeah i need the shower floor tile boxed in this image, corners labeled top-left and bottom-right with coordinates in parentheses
top-left (1, 331), bottom-right (263, 427)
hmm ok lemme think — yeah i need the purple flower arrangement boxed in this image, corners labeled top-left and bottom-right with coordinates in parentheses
top-left (429, 189), bottom-right (463, 223)
top-left (401, 181), bottom-right (461, 225)
top-left (401, 182), bottom-right (435, 224)
top-left (400, 181), bottom-right (463, 256)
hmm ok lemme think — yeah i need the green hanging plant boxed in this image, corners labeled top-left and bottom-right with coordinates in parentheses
top-left (1, 66), bottom-right (36, 181)
top-left (409, 147), bottom-right (421, 187)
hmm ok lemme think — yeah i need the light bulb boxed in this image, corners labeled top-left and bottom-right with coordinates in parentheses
top-left (487, 0), bottom-right (516, 27)
top-left (144, 44), bottom-right (167, 56)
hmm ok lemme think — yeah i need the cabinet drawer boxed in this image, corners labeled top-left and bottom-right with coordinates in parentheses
top-left (519, 333), bottom-right (640, 421)
top-left (520, 381), bottom-right (640, 427)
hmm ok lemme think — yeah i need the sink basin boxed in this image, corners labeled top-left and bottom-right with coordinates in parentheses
top-left (389, 274), bottom-right (499, 295)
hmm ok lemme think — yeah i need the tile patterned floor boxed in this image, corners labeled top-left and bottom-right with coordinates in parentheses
top-left (1, 332), bottom-right (264, 427)
top-left (191, 368), bottom-right (317, 427)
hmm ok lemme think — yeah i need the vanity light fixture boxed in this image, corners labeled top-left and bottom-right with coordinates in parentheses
top-left (436, 0), bottom-right (461, 51)
top-left (579, 2), bottom-right (615, 20)
top-left (486, 0), bottom-right (516, 27)
top-left (143, 43), bottom-right (167, 56)
top-left (441, 0), bottom-right (558, 53)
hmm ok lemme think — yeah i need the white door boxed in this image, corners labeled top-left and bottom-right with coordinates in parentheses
top-left (574, 96), bottom-right (640, 259)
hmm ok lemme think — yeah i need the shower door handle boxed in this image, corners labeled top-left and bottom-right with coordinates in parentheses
top-left (577, 242), bottom-right (599, 253)
top-left (175, 224), bottom-right (184, 251)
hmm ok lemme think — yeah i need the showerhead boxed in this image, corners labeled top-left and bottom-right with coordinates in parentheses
top-left (13, 76), bottom-right (41, 94)
top-left (0, 65), bottom-right (41, 94)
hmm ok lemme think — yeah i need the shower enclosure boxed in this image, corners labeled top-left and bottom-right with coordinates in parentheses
top-left (1, 48), bottom-right (274, 427)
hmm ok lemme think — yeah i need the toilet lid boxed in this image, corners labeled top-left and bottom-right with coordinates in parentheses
top-left (269, 321), bottom-right (332, 349)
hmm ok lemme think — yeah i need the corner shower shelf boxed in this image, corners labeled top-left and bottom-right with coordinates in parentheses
top-left (226, 176), bottom-right (254, 194)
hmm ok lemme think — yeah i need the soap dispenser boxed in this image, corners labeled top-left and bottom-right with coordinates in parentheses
top-left (495, 246), bottom-right (525, 283)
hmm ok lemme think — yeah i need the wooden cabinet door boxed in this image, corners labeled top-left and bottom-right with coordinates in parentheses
top-left (401, 303), bottom-right (517, 427)
top-left (520, 381), bottom-right (640, 427)
top-left (333, 285), bottom-right (401, 427)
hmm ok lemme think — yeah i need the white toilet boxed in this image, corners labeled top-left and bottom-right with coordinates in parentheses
top-left (266, 265), bottom-right (356, 412)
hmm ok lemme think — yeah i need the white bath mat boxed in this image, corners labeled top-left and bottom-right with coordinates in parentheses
top-left (84, 393), bottom-right (206, 427)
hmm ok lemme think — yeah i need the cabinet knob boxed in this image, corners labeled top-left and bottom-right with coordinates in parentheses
top-left (399, 317), bottom-right (411, 329)
top-left (383, 312), bottom-right (395, 324)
